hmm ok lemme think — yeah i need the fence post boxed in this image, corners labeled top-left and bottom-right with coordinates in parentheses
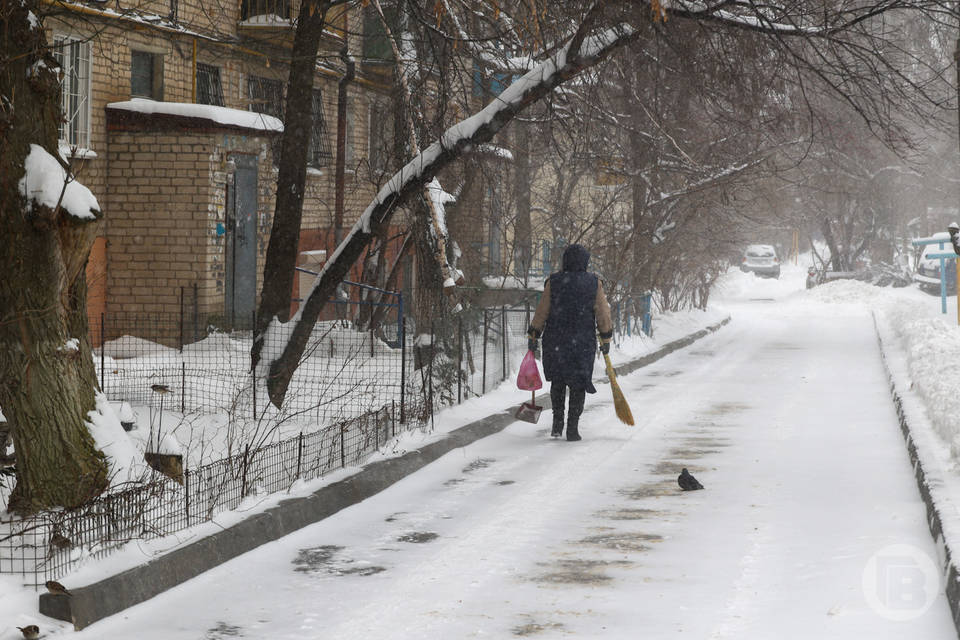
top-left (501, 306), bottom-right (507, 382)
top-left (340, 425), bottom-right (346, 468)
top-left (179, 286), bottom-right (184, 352)
top-left (100, 312), bottom-right (105, 392)
top-left (457, 316), bottom-right (463, 404)
top-left (241, 443), bottom-right (250, 497)
top-left (296, 431), bottom-right (303, 479)
top-left (181, 362), bottom-right (186, 413)
top-left (482, 309), bottom-right (488, 394)
top-left (184, 467), bottom-right (190, 526)
top-left (193, 282), bottom-right (199, 343)
top-left (400, 315), bottom-right (406, 424)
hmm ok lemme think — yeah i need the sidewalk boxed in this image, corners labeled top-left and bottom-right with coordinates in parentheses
top-left (41, 317), bottom-right (732, 630)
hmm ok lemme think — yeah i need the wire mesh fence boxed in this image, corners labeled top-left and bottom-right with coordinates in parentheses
top-left (0, 285), bottom-right (553, 588)
top-left (611, 293), bottom-right (653, 339)
top-left (0, 404), bottom-right (397, 588)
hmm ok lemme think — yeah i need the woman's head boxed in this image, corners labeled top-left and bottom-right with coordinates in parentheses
top-left (562, 244), bottom-right (590, 272)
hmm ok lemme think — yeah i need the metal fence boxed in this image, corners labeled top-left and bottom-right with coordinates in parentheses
top-left (0, 404), bottom-right (397, 588)
top-left (0, 291), bottom-right (546, 587)
top-left (92, 283), bottom-right (405, 427)
top-left (612, 293), bottom-right (653, 339)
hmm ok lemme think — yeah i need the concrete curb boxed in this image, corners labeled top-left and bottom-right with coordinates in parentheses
top-left (873, 315), bottom-right (960, 638)
top-left (40, 315), bottom-right (731, 630)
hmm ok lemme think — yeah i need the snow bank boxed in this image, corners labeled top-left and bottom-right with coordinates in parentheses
top-left (18, 144), bottom-right (100, 219)
top-left (87, 392), bottom-right (148, 484)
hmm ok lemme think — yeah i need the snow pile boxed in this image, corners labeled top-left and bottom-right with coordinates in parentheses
top-left (482, 275), bottom-right (545, 290)
top-left (18, 144), bottom-right (100, 220)
top-left (884, 305), bottom-right (960, 457)
top-left (87, 393), bottom-right (148, 484)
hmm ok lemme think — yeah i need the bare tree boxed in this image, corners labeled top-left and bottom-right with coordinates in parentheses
top-left (0, 1), bottom-right (110, 513)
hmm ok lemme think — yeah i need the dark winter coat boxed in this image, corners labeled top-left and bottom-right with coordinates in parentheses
top-left (541, 245), bottom-right (600, 393)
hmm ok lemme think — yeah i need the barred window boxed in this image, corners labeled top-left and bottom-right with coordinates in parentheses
top-left (308, 89), bottom-right (331, 168)
top-left (53, 36), bottom-right (91, 149)
top-left (247, 75), bottom-right (284, 119)
top-left (196, 63), bottom-right (224, 106)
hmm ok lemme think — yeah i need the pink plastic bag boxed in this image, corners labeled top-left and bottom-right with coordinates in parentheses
top-left (516, 350), bottom-right (543, 391)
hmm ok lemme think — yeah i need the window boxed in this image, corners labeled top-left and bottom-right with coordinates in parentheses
top-left (53, 36), bottom-right (91, 149)
top-left (196, 63), bottom-right (224, 106)
top-left (368, 99), bottom-right (393, 174)
top-left (130, 50), bottom-right (163, 100)
top-left (240, 0), bottom-right (289, 21)
top-left (308, 89), bottom-right (331, 168)
top-left (247, 75), bottom-right (284, 118)
top-left (362, 5), bottom-right (397, 62)
top-left (248, 75), bottom-right (284, 161)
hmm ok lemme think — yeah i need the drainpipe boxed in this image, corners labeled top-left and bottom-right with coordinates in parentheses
top-left (334, 44), bottom-right (356, 246)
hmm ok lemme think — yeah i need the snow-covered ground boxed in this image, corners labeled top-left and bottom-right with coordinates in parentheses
top-left (5, 261), bottom-right (960, 638)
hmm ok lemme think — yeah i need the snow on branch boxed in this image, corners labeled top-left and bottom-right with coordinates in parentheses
top-left (18, 144), bottom-right (100, 220)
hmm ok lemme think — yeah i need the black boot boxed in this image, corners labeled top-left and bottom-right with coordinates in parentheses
top-left (551, 416), bottom-right (564, 438)
top-left (566, 388), bottom-right (585, 441)
top-left (550, 383), bottom-right (566, 437)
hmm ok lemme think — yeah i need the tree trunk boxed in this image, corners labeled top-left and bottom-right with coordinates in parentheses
top-left (513, 121), bottom-right (532, 281)
top-left (253, 1), bottom-right (334, 368)
top-left (0, 1), bottom-right (109, 513)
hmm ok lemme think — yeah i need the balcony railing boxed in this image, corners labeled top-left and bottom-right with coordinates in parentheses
top-left (240, 0), bottom-right (290, 23)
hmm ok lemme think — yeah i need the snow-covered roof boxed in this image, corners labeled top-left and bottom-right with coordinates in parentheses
top-left (107, 99), bottom-right (283, 133)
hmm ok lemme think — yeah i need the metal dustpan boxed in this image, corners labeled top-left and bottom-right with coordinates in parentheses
top-left (515, 390), bottom-right (543, 423)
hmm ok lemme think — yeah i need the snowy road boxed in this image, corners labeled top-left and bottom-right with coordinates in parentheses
top-left (73, 294), bottom-right (956, 639)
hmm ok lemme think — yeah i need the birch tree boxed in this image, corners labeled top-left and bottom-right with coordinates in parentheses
top-left (260, 0), bottom-right (957, 407)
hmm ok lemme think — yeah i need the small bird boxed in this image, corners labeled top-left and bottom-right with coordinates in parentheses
top-left (678, 468), bottom-right (704, 491)
top-left (45, 579), bottom-right (71, 596)
top-left (49, 531), bottom-right (72, 550)
top-left (150, 383), bottom-right (171, 394)
top-left (17, 625), bottom-right (40, 640)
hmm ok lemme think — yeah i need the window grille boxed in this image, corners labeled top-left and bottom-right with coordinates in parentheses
top-left (308, 89), bottom-right (331, 168)
top-left (53, 36), bottom-right (91, 149)
top-left (196, 63), bottom-right (224, 106)
top-left (247, 75), bottom-right (284, 119)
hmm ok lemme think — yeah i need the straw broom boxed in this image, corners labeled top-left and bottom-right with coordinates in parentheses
top-left (603, 352), bottom-right (635, 426)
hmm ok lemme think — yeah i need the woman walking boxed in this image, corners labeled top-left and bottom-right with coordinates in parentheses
top-left (527, 244), bottom-right (612, 441)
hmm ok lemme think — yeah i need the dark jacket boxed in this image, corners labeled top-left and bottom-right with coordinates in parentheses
top-left (531, 244), bottom-right (611, 393)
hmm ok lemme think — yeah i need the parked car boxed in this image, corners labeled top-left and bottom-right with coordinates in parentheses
top-left (740, 244), bottom-right (781, 278)
top-left (914, 240), bottom-right (958, 294)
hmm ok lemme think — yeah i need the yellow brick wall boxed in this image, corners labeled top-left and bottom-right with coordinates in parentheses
top-left (46, 0), bottom-right (438, 329)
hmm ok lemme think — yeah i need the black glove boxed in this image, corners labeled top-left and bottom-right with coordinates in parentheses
top-left (599, 340), bottom-right (610, 355)
top-left (527, 325), bottom-right (541, 355)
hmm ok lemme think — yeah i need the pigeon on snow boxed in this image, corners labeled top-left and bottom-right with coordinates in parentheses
top-left (678, 468), bottom-right (704, 491)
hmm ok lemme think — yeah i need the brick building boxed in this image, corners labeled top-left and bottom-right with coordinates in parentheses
top-left (44, 0), bottom-right (408, 343)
